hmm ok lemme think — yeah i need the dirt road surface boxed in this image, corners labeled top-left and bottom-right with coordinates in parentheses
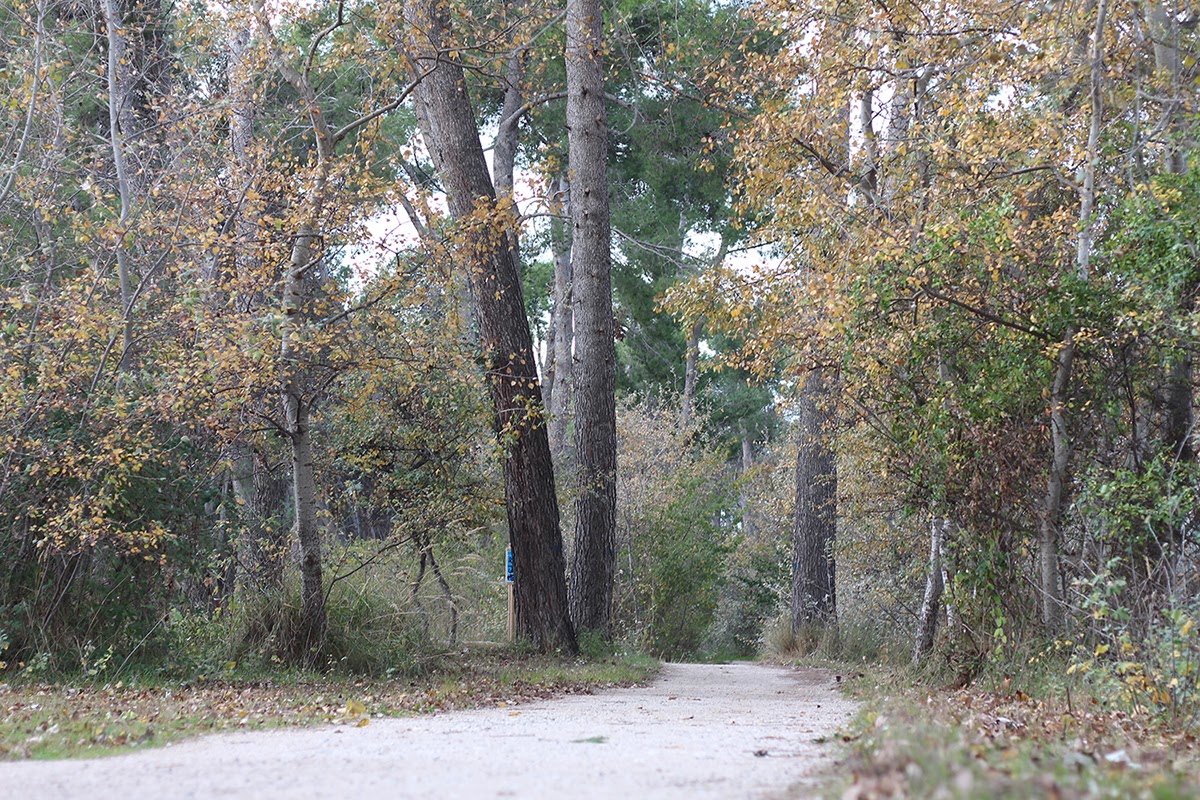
top-left (2, 662), bottom-right (857, 800)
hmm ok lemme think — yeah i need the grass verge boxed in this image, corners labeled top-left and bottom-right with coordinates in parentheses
top-left (828, 667), bottom-right (1200, 799)
top-left (0, 648), bottom-right (659, 761)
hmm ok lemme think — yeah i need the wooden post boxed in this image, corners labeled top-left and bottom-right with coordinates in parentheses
top-left (507, 582), bottom-right (515, 643)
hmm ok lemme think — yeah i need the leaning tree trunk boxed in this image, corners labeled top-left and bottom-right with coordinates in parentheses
top-left (565, 0), bottom-right (617, 637)
top-left (405, 0), bottom-right (576, 652)
top-left (791, 365), bottom-right (837, 630)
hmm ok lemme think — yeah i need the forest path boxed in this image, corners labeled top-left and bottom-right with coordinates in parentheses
top-left (2, 662), bottom-right (857, 800)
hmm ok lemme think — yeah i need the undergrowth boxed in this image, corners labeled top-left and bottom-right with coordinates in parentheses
top-left (0, 541), bottom-right (666, 761)
top-left (762, 611), bottom-right (910, 668)
top-left (820, 658), bottom-right (1200, 799)
top-left (761, 609), bottom-right (1200, 799)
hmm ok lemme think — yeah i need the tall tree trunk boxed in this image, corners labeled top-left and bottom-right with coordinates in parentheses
top-left (1040, 0), bottom-right (1109, 634)
top-left (222, 27), bottom-right (291, 595)
top-left (493, 8), bottom-right (526, 201)
top-left (100, 0), bottom-right (136, 369)
top-left (1148, 1), bottom-right (1194, 464)
top-left (256, 0), bottom-right (429, 658)
top-left (228, 27), bottom-right (255, 175)
top-left (547, 176), bottom-right (574, 460)
top-left (791, 365), bottom-right (837, 629)
top-left (405, 0), bottom-right (576, 652)
top-left (286, 394), bottom-right (325, 659)
top-left (252, 0), bottom-right (344, 658)
top-left (1040, 336), bottom-right (1074, 633)
top-left (1074, 0), bottom-right (1108, 282)
top-left (228, 24), bottom-right (258, 303)
top-left (565, 0), bottom-right (617, 636)
top-left (279, 195), bottom-right (329, 659)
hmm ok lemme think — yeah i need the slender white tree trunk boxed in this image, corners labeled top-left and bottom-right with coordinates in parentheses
top-left (1040, 0), bottom-right (1109, 633)
top-left (913, 516), bottom-right (946, 667)
top-left (101, 0), bottom-right (136, 368)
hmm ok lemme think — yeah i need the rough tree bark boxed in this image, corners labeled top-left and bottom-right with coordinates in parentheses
top-left (229, 448), bottom-right (290, 589)
top-left (565, 0), bottom-right (617, 636)
top-left (791, 365), bottom-right (837, 629)
top-left (547, 176), bottom-right (574, 460)
top-left (404, 0), bottom-right (577, 652)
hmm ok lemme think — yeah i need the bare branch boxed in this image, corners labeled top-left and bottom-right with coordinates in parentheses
top-left (919, 282), bottom-right (1052, 342)
top-left (304, 0), bottom-right (346, 80)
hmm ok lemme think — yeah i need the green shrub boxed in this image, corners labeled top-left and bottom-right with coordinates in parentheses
top-left (611, 396), bottom-right (741, 660)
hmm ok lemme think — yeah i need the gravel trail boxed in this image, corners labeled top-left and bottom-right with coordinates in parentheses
top-left (2, 662), bottom-right (856, 800)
